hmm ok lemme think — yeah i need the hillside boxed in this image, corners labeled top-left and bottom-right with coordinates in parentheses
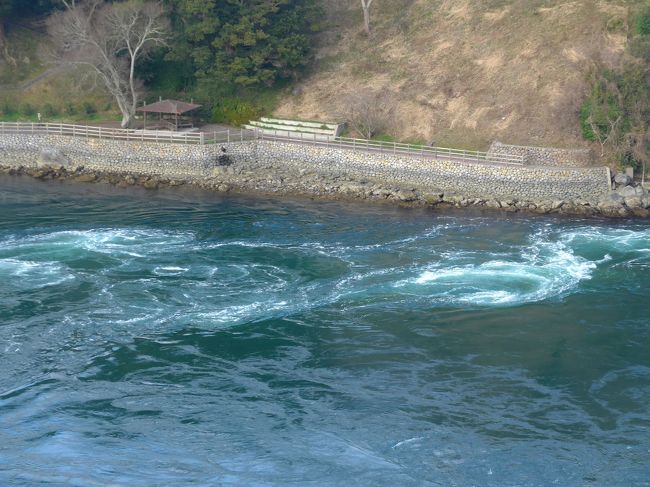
top-left (275, 0), bottom-right (634, 150)
top-left (0, 0), bottom-right (644, 154)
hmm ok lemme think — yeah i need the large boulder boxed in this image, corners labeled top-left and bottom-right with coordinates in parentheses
top-left (598, 192), bottom-right (624, 209)
top-left (618, 185), bottom-right (638, 198)
top-left (394, 190), bottom-right (417, 202)
top-left (38, 148), bottom-right (70, 168)
top-left (624, 197), bottom-right (643, 208)
top-left (614, 173), bottom-right (632, 186)
top-left (74, 173), bottom-right (97, 183)
top-left (643, 196), bottom-right (650, 209)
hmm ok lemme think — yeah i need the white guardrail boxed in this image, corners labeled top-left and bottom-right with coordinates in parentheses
top-left (0, 122), bottom-right (255, 145)
top-left (0, 122), bottom-right (525, 165)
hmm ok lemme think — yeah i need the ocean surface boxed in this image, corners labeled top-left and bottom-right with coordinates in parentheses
top-left (0, 175), bottom-right (649, 486)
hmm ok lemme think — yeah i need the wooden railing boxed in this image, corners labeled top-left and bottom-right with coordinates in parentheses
top-left (0, 122), bottom-right (525, 165)
top-left (0, 122), bottom-right (258, 145)
top-left (257, 131), bottom-right (525, 165)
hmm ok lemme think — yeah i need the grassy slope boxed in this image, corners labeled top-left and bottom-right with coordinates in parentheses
top-left (0, 23), bottom-right (120, 123)
top-left (1, 2), bottom-right (639, 151)
top-left (275, 0), bottom-right (635, 150)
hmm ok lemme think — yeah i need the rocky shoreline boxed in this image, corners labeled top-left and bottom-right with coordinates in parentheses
top-left (2, 162), bottom-right (648, 219)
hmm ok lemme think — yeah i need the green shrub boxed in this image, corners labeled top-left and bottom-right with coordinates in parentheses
top-left (211, 98), bottom-right (260, 126)
top-left (82, 101), bottom-right (97, 115)
top-left (579, 100), bottom-right (596, 141)
top-left (0, 100), bottom-right (17, 116)
top-left (64, 102), bottom-right (77, 116)
top-left (636, 7), bottom-right (650, 36)
top-left (42, 103), bottom-right (58, 118)
top-left (580, 72), bottom-right (625, 145)
top-left (19, 103), bottom-right (35, 117)
top-left (373, 133), bottom-right (397, 142)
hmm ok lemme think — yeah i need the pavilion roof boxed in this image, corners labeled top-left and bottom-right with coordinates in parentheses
top-left (137, 99), bottom-right (202, 115)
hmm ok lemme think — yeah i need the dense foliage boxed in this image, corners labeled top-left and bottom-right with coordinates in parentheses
top-left (581, 8), bottom-right (650, 173)
top-left (637, 6), bottom-right (650, 36)
top-left (2, 0), bottom-right (322, 125)
top-left (4, 0), bottom-right (321, 94)
top-left (0, 0), bottom-right (58, 19)
top-left (165, 0), bottom-right (321, 89)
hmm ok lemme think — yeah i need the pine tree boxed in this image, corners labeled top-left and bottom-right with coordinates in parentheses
top-left (167, 0), bottom-right (321, 89)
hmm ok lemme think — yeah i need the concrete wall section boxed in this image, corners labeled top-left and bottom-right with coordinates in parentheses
top-left (488, 141), bottom-right (593, 167)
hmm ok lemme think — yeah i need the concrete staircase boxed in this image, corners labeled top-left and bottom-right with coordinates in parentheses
top-left (243, 117), bottom-right (344, 141)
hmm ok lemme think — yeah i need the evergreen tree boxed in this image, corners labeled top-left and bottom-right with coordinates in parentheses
top-left (1, 0), bottom-right (60, 55)
top-left (167, 0), bottom-right (321, 89)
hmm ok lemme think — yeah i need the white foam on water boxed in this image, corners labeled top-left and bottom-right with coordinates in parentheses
top-left (403, 231), bottom-right (601, 306)
top-left (391, 437), bottom-right (424, 449)
top-left (153, 266), bottom-right (189, 275)
top-left (0, 228), bottom-right (196, 260)
top-left (194, 299), bottom-right (291, 325)
top-left (0, 259), bottom-right (74, 289)
top-left (560, 227), bottom-right (650, 255)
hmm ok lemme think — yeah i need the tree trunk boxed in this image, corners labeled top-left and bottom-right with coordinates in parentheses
top-left (128, 56), bottom-right (138, 127)
top-left (116, 96), bottom-right (134, 128)
top-left (362, 7), bottom-right (370, 35)
top-left (120, 110), bottom-right (135, 129)
top-left (360, 0), bottom-right (373, 35)
top-left (120, 113), bottom-right (130, 128)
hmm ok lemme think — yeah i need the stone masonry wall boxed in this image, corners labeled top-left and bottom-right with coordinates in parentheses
top-left (0, 133), bottom-right (610, 203)
top-left (488, 141), bottom-right (593, 167)
top-left (256, 141), bottom-right (609, 201)
top-left (0, 134), bottom-right (256, 178)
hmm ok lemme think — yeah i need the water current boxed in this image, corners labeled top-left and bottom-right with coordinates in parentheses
top-left (0, 175), bottom-right (649, 486)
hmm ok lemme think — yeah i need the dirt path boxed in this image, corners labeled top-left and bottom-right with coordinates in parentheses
top-left (18, 66), bottom-right (63, 92)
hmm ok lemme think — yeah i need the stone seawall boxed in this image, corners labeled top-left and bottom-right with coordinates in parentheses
top-left (0, 133), bottom-right (256, 178)
top-left (1, 132), bottom-right (647, 218)
top-left (256, 141), bottom-right (609, 202)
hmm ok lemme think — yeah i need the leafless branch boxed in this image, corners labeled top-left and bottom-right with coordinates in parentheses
top-left (48, 0), bottom-right (168, 128)
top-left (340, 91), bottom-right (392, 139)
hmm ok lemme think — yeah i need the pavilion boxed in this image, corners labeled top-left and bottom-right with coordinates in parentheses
top-left (137, 99), bottom-right (202, 131)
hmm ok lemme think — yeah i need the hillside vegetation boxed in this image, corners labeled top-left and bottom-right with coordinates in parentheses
top-left (276, 0), bottom-right (642, 150)
top-left (0, 0), bottom-right (648, 159)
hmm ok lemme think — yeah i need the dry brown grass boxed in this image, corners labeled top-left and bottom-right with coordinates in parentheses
top-left (275, 0), bottom-right (636, 150)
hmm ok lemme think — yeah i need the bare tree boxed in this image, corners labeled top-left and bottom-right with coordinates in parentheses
top-left (48, 0), bottom-right (168, 128)
top-left (360, 0), bottom-right (374, 36)
top-left (341, 91), bottom-right (392, 139)
top-left (588, 112), bottom-right (622, 158)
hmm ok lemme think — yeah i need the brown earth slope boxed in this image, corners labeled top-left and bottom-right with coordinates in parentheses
top-left (275, 0), bottom-right (633, 150)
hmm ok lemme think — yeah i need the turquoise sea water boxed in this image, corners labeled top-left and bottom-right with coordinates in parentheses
top-left (0, 175), bottom-right (649, 486)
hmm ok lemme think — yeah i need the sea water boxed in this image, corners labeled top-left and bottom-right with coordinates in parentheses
top-left (0, 175), bottom-right (649, 486)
